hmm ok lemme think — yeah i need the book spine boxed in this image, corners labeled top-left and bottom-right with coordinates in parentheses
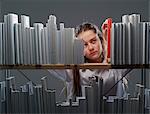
top-left (14, 24), bottom-right (20, 64)
top-left (21, 15), bottom-right (30, 64)
top-left (0, 23), bottom-right (3, 65)
top-left (107, 18), bottom-right (112, 61)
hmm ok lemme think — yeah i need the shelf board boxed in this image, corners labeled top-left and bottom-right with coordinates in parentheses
top-left (0, 64), bottom-right (149, 69)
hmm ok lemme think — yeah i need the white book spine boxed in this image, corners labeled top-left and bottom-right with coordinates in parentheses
top-left (38, 24), bottom-right (44, 64)
top-left (129, 15), bottom-right (135, 64)
top-left (44, 27), bottom-right (49, 64)
top-left (48, 15), bottom-right (57, 64)
top-left (149, 24), bottom-right (150, 64)
top-left (56, 30), bottom-right (61, 64)
top-left (122, 15), bottom-right (129, 24)
top-left (64, 29), bottom-right (68, 64)
top-left (41, 28), bottom-right (46, 64)
top-left (29, 27), bottom-right (34, 64)
top-left (4, 15), bottom-right (8, 64)
top-left (142, 23), bottom-right (146, 64)
top-left (47, 22), bottom-right (52, 64)
top-left (33, 23), bottom-right (43, 64)
top-left (127, 23), bottom-right (132, 65)
top-left (21, 15), bottom-right (30, 64)
top-left (111, 23), bottom-right (115, 65)
top-left (60, 23), bottom-right (65, 64)
top-left (133, 14), bottom-right (140, 64)
top-left (0, 23), bottom-right (3, 64)
top-left (61, 28), bottom-right (66, 64)
top-left (21, 15), bottom-right (30, 28)
top-left (7, 14), bottom-right (18, 64)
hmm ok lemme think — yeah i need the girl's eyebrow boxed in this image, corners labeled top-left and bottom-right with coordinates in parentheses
top-left (81, 35), bottom-right (97, 43)
top-left (89, 36), bottom-right (97, 42)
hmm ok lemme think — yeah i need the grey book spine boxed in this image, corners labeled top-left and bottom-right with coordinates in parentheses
top-left (30, 28), bottom-right (36, 64)
top-left (122, 23), bottom-right (126, 64)
top-left (85, 86), bottom-right (95, 113)
top-left (139, 22), bottom-right (143, 64)
top-left (73, 38), bottom-right (84, 64)
top-left (76, 97), bottom-right (87, 113)
top-left (145, 23), bottom-right (149, 64)
top-left (111, 23), bottom-right (115, 65)
top-left (25, 28), bottom-right (31, 64)
top-left (2, 23), bottom-right (5, 65)
top-left (65, 28), bottom-right (74, 64)
top-left (119, 23), bottom-right (123, 65)
top-left (18, 23), bottom-right (23, 64)
top-left (29, 27), bottom-right (34, 64)
top-left (116, 23), bottom-right (119, 65)
top-left (14, 24), bottom-right (20, 64)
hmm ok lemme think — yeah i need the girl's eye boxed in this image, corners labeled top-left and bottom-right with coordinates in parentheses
top-left (84, 43), bottom-right (88, 47)
top-left (91, 39), bottom-right (97, 44)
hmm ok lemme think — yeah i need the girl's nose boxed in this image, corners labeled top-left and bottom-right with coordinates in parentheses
top-left (88, 43), bottom-right (94, 50)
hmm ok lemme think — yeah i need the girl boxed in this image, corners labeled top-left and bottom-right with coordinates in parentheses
top-left (48, 22), bottom-right (128, 100)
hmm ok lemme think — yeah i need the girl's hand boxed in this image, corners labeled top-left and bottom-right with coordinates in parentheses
top-left (101, 19), bottom-right (109, 41)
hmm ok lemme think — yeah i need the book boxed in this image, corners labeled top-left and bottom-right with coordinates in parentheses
top-left (14, 24), bottom-right (20, 64)
top-left (7, 14), bottom-right (18, 64)
top-left (21, 15), bottom-right (30, 64)
top-left (0, 23), bottom-right (3, 65)
top-left (33, 23), bottom-right (44, 64)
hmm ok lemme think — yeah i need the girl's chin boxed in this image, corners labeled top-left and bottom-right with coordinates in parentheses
top-left (89, 57), bottom-right (100, 62)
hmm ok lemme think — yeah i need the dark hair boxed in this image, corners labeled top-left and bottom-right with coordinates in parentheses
top-left (75, 22), bottom-right (102, 39)
top-left (72, 22), bottom-right (107, 98)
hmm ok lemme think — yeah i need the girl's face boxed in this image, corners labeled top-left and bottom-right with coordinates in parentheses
top-left (78, 30), bottom-right (103, 63)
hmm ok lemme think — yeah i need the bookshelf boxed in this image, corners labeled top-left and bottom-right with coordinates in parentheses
top-left (0, 11), bottom-right (149, 114)
top-left (0, 63), bottom-right (149, 69)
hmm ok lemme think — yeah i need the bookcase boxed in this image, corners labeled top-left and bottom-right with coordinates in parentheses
top-left (0, 0), bottom-right (149, 113)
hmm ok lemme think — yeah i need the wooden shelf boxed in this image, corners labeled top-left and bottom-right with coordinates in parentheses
top-left (0, 64), bottom-right (149, 69)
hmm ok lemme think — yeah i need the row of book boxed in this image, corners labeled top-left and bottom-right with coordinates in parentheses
top-left (110, 14), bottom-right (150, 65)
top-left (0, 13), bottom-right (84, 65)
top-left (0, 13), bottom-right (150, 65)
top-left (0, 76), bottom-right (149, 113)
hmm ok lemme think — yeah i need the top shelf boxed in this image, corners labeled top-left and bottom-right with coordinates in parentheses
top-left (0, 63), bottom-right (149, 69)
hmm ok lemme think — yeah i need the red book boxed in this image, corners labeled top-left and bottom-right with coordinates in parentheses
top-left (107, 18), bottom-right (112, 60)
top-left (102, 18), bottom-right (112, 63)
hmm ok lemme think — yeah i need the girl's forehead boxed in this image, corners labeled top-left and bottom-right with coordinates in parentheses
top-left (78, 30), bottom-right (98, 41)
